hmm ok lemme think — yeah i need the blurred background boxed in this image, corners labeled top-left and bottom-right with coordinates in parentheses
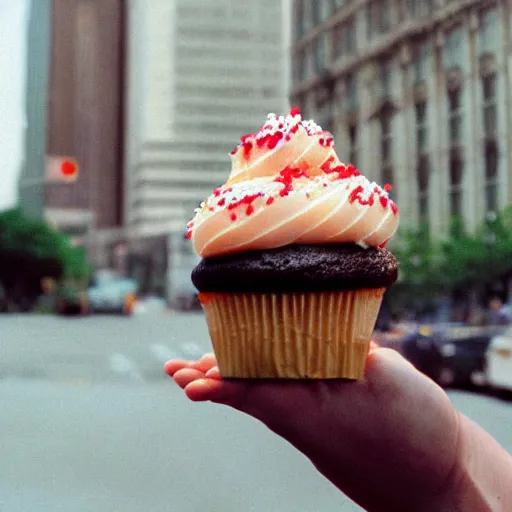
top-left (1, 1), bottom-right (512, 511)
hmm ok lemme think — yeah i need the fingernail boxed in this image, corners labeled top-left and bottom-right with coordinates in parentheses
top-left (205, 366), bottom-right (221, 378)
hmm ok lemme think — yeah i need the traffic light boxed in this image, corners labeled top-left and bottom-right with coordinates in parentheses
top-left (45, 155), bottom-right (80, 183)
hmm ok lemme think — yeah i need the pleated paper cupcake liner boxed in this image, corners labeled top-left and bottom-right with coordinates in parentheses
top-left (199, 289), bottom-right (384, 379)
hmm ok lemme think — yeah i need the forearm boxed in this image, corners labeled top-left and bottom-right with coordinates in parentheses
top-left (436, 413), bottom-right (512, 512)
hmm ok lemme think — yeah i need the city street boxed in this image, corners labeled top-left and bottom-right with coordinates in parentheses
top-left (1, 313), bottom-right (512, 512)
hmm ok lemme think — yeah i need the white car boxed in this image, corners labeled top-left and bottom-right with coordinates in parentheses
top-left (87, 270), bottom-right (138, 316)
top-left (485, 328), bottom-right (512, 392)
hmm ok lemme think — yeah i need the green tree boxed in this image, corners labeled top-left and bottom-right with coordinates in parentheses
top-left (389, 210), bottom-right (512, 318)
top-left (0, 209), bottom-right (90, 311)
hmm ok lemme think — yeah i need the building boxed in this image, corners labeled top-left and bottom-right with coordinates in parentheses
top-left (125, 0), bottom-right (290, 298)
top-left (291, 0), bottom-right (512, 237)
top-left (19, 0), bottom-right (126, 261)
top-left (2, 0), bottom-right (31, 213)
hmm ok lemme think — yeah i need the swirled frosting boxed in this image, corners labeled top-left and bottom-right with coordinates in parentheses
top-left (186, 109), bottom-right (399, 258)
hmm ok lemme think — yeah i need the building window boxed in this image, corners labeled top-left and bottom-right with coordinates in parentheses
top-left (380, 60), bottom-right (392, 99)
top-left (367, 0), bottom-right (392, 39)
top-left (417, 156), bottom-right (430, 228)
top-left (297, 51), bottom-right (306, 81)
top-left (413, 43), bottom-right (430, 83)
top-left (296, 0), bottom-right (305, 39)
top-left (484, 144), bottom-right (498, 213)
top-left (344, 73), bottom-right (358, 110)
top-left (449, 156), bottom-right (463, 220)
top-left (312, 0), bottom-right (332, 25)
top-left (314, 36), bottom-right (326, 73)
top-left (381, 111), bottom-right (393, 164)
top-left (319, 0), bottom-right (332, 22)
top-left (348, 124), bottom-right (358, 167)
top-left (380, 107), bottom-right (393, 191)
top-left (415, 101), bottom-right (428, 154)
top-left (482, 74), bottom-right (497, 137)
top-left (445, 25), bottom-right (464, 70)
top-left (295, 0), bottom-right (312, 38)
top-left (333, 18), bottom-right (356, 59)
top-left (406, 0), bottom-right (435, 19)
top-left (479, 8), bottom-right (499, 55)
top-left (448, 89), bottom-right (462, 144)
top-left (416, 101), bottom-right (429, 228)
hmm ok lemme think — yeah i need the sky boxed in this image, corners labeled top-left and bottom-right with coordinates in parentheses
top-left (0, 0), bottom-right (29, 211)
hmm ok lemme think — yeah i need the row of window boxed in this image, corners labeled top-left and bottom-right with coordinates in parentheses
top-left (295, 7), bottom-right (500, 82)
top-left (317, 72), bottom-right (498, 230)
top-left (296, 0), bottom-right (352, 39)
top-left (296, 0), bottom-right (498, 42)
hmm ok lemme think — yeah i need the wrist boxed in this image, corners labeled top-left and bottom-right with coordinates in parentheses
top-left (434, 413), bottom-right (512, 512)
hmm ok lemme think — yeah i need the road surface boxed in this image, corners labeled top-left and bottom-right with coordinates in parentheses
top-left (0, 313), bottom-right (511, 512)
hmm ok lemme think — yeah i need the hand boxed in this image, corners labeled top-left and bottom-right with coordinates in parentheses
top-left (165, 346), bottom-right (463, 511)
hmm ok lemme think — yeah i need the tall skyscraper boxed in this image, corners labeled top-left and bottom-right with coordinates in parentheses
top-left (125, 0), bottom-right (289, 236)
top-left (45, 0), bottom-right (126, 237)
top-left (125, 0), bottom-right (290, 299)
top-left (19, 0), bottom-right (126, 248)
top-left (18, 0), bottom-right (51, 218)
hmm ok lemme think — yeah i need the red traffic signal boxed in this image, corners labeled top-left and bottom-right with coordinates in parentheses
top-left (61, 159), bottom-right (78, 178)
top-left (45, 155), bottom-right (79, 183)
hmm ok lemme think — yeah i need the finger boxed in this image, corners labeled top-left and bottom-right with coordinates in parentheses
top-left (164, 359), bottom-right (192, 377)
top-left (184, 378), bottom-right (239, 402)
top-left (190, 353), bottom-right (217, 373)
top-left (205, 366), bottom-right (222, 379)
top-left (173, 368), bottom-right (206, 389)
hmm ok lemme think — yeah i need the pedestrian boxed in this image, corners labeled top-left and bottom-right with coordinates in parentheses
top-left (487, 297), bottom-right (510, 326)
top-left (165, 344), bottom-right (512, 511)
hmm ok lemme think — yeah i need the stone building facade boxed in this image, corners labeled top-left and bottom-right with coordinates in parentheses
top-left (291, 0), bottom-right (512, 236)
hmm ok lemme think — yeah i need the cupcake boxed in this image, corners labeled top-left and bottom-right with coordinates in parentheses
top-left (186, 109), bottom-right (399, 380)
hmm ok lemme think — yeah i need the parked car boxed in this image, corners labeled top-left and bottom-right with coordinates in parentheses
top-left (174, 293), bottom-right (201, 312)
top-left (87, 270), bottom-right (138, 315)
top-left (56, 282), bottom-right (89, 317)
top-left (485, 327), bottom-right (512, 395)
top-left (402, 324), bottom-right (504, 388)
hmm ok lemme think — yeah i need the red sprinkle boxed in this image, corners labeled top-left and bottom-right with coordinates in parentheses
top-left (274, 165), bottom-right (308, 197)
top-left (230, 213), bottom-right (237, 221)
top-left (213, 188), bottom-right (221, 197)
top-left (285, 134), bottom-right (291, 141)
top-left (378, 241), bottom-right (388, 248)
top-left (390, 202), bottom-right (398, 215)
top-left (266, 196), bottom-right (275, 205)
top-left (184, 230), bottom-right (192, 240)
top-left (384, 183), bottom-right (392, 192)
top-left (319, 138), bottom-right (325, 146)
top-left (243, 141), bottom-right (253, 160)
top-left (349, 186), bottom-right (364, 204)
top-left (349, 186), bottom-right (375, 206)
top-left (257, 134), bottom-right (270, 148)
top-left (379, 196), bottom-right (389, 208)
top-left (227, 193), bottom-right (262, 215)
top-left (217, 198), bottom-right (226, 207)
top-left (289, 107), bottom-right (301, 117)
top-left (321, 156), bottom-right (336, 173)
